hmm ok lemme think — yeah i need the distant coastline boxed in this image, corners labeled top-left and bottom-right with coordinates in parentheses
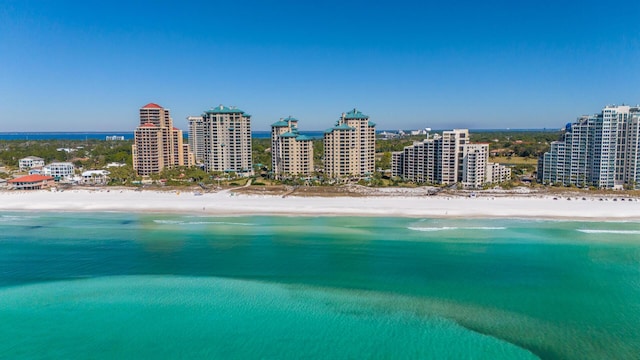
top-left (0, 128), bottom-right (559, 141)
top-left (0, 132), bottom-right (135, 141)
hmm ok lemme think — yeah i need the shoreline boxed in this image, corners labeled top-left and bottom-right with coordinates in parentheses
top-left (1, 188), bottom-right (640, 221)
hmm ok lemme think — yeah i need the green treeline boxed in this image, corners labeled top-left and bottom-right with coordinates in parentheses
top-left (0, 130), bottom-right (561, 184)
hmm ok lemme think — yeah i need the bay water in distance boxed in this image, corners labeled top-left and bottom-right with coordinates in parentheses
top-left (1, 212), bottom-right (639, 359)
top-left (0, 129), bottom-right (558, 141)
top-left (0, 131), bottom-right (324, 141)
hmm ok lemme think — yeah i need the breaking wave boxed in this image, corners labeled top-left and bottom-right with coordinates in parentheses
top-left (408, 226), bottom-right (507, 232)
top-left (577, 229), bottom-right (640, 235)
top-left (153, 220), bottom-right (255, 226)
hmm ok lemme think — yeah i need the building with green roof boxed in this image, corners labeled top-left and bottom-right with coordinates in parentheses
top-left (196, 104), bottom-right (253, 175)
top-left (271, 117), bottom-right (314, 179)
top-left (323, 109), bottom-right (376, 178)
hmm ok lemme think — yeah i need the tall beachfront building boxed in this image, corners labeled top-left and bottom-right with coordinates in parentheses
top-left (440, 129), bottom-right (469, 185)
top-left (392, 129), bottom-right (510, 188)
top-left (132, 103), bottom-right (194, 176)
top-left (394, 134), bottom-right (442, 184)
top-left (271, 117), bottom-right (314, 179)
top-left (539, 104), bottom-right (640, 189)
top-left (187, 116), bottom-right (206, 163)
top-left (196, 105), bottom-right (252, 175)
top-left (323, 109), bottom-right (376, 178)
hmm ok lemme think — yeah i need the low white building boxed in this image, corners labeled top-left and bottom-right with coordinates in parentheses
top-left (487, 162), bottom-right (512, 184)
top-left (19, 156), bottom-right (45, 171)
top-left (43, 162), bottom-right (75, 180)
top-left (29, 167), bottom-right (43, 175)
top-left (81, 170), bottom-right (110, 184)
top-left (105, 162), bottom-right (126, 168)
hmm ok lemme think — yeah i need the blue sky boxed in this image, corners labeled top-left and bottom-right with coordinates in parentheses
top-left (1, 0), bottom-right (639, 131)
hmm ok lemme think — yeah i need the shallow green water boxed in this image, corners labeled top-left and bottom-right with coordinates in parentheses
top-left (1, 212), bottom-right (639, 359)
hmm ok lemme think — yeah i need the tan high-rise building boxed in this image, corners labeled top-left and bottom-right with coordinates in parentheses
top-left (271, 117), bottom-right (314, 179)
top-left (132, 103), bottom-right (194, 176)
top-left (323, 109), bottom-right (376, 178)
top-left (199, 105), bottom-right (252, 175)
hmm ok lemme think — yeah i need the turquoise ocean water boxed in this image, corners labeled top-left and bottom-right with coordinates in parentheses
top-left (1, 212), bottom-right (639, 359)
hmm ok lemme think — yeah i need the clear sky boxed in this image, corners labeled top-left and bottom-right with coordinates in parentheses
top-left (1, 0), bottom-right (639, 132)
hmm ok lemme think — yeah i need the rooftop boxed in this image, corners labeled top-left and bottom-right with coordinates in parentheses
top-left (343, 108), bottom-right (369, 119)
top-left (271, 120), bottom-right (289, 127)
top-left (204, 105), bottom-right (246, 115)
top-left (141, 103), bottom-right (163, 109)
top-left (21, 156), bottom-right (44, 160)
top-left (8, 174), bottom-right (54, 183)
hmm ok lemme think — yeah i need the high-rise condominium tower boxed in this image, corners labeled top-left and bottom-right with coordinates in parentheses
top-left (323, 109), bottom-right (376, 178)
top-left (132, 103), bottom-right (193, 176)
top-left (187, 116), bottom-right (205, 163)
top-left (391, 129), bottom-right (509, 188)
top-left (197, 105), bottom-right (252, 175)
top-left (271, 117), bottom-right (314, 179)
top-left (539, 104), bottom-right (640, 189)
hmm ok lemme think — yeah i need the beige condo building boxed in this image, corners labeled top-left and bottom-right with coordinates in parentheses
top-left (271, 117), bottom-right (314, 179)
top-left (323, 109), bottom-right (376, 178)
top-left (132, 103), bottom-right (194, 176)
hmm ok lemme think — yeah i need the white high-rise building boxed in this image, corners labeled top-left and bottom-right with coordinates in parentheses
top-left (624, 114), bottom-right (640, 187)
top-left (392, 129), bottom-right (509, 188)
top-left (187, 116), bottom-right (206, 163)
top-left (323, 109), bottom-right (376, 178)
top-left (392, 134), bottom-right (441, 184)
top-left (440, 129), bottom-right (469, 185)
top-left (199, 105), bottom-right (252, 175)
top-left (461, 143), bottom-right (488, 189)
top-left (539, 104), bottom-right (640, 189)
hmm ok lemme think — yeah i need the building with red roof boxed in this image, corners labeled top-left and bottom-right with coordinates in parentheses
top-left (142, 103), bottom-right (163, 109)
top-left (8, 175), bottom-right (55, 190)
top-left (132, 103), bottom-right (194, 176)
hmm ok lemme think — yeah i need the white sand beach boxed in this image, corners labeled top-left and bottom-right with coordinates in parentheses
top-left (1, 188), bottom-right (639, 220)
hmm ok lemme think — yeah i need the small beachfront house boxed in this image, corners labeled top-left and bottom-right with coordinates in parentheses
top-left (81, 170), bottom-right (110, 185)
top-left (19, 156), bottom-right (45, 171)
top-left (43, 162), bottom-right (75, 180)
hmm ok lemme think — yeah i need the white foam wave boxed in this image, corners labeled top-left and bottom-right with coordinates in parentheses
top-left (0, 215), bottom-right (38, 222)
top-left (408, 227), bottom-right (458, 232)
top-left (153, 220), bottom-right (254, 226)
top-left (408, 226), bottom-right (506, 232)
top-left (577, 229), bottom-right (640, 235)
